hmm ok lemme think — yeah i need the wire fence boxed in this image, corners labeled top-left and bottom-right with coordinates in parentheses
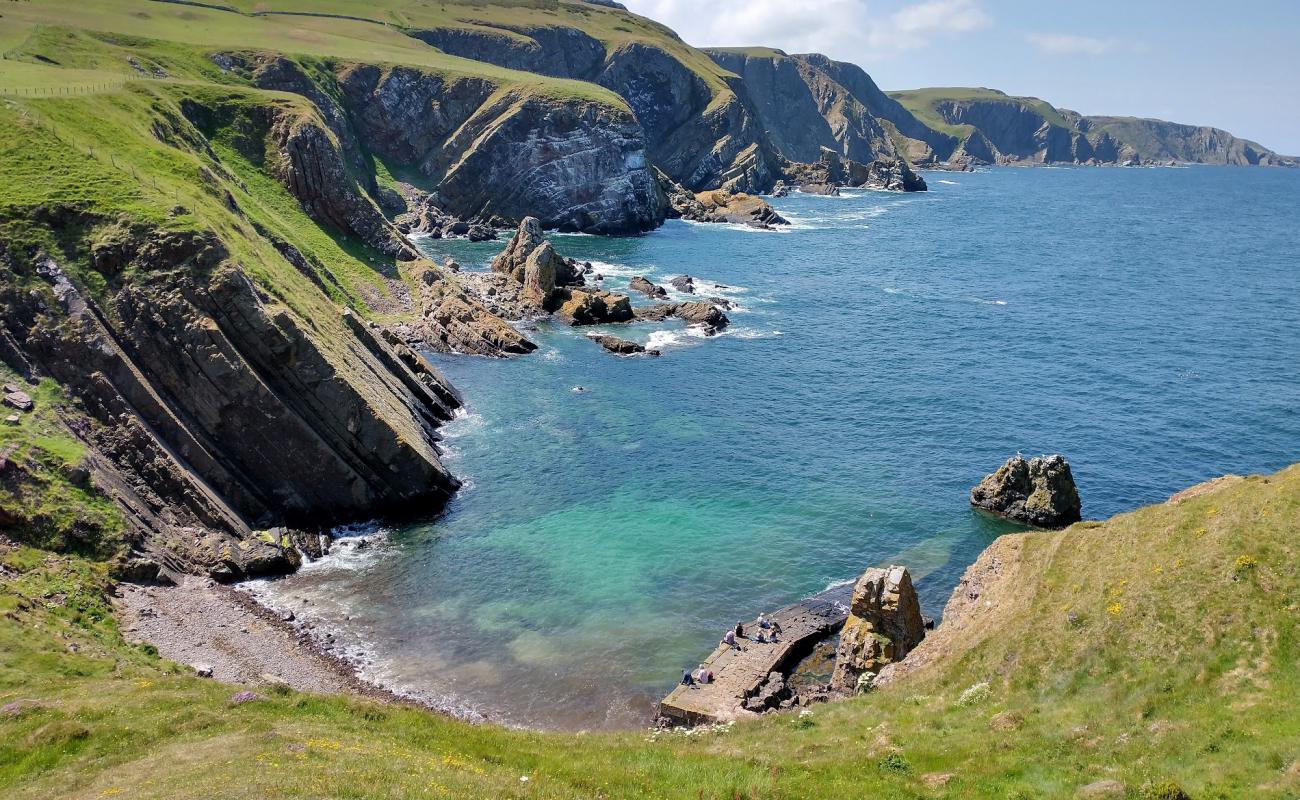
top-left (12, 100), bottom-right (188, 205)
top-left (0, 83), bottom-right (129, 96)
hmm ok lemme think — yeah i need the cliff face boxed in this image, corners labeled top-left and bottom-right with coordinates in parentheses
top-left (0, 60), bottom-right (544, 578)
top-left (412, 27), bottom-right (781, 193)
top-left (1079, 116), bottom-right (1294, 167)
top-left (891, 88), bottom-right (1297, 167)
top-left (1, 220), bottom-right (460, 581)
top-left (230, 54), bottom-right (665, 235)
top-left (704, 49), bottom-right (948, 167)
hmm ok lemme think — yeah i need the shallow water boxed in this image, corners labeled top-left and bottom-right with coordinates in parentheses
top-left (257, 166), bottom-right (1300, 730)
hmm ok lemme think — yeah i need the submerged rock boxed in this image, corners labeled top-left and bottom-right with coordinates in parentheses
top-left (830, 565), bottom-right (925, 693)
top-left (971, 454), bottom-right (1082, 529)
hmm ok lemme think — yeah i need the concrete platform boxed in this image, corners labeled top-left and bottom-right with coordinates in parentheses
top-left (657, 582), bottom-right (853, 726)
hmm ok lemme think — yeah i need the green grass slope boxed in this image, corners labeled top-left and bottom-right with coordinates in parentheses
top-left (0, 0), bottom-right (627, 106)
top-left (3, 465), bottom-right (1297, 798)
top-left (889, 87), bottom-right (1073, 138)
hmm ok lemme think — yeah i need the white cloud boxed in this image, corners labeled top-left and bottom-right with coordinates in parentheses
top-left (1025, 32), bottom-right (1119, 56)
top-left (891, 0), bottom-right (991, 36)
top-left (619, 0), bottom-right (992, 60)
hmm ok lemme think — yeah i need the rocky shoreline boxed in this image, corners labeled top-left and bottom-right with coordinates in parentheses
top-left (115, 575), bottom-right (396, 703)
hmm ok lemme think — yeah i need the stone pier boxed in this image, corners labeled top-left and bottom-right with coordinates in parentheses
top-left (656, 582), bottom-right (853, 727)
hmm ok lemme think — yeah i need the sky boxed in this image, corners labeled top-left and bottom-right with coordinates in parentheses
top-left (618, 0), bottom-right (1300, 154)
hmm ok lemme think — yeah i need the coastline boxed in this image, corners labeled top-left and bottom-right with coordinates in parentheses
top-left (114, 575), bottom-right (412, 708)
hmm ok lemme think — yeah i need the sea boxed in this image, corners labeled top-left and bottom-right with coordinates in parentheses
top-left (250, 166), bottom-right (1300, 730)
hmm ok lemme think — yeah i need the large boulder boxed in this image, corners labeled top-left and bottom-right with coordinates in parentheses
top-left (555, 289), bottom-right (634, 326)
top-left (629, 276), bottom-right (667, 299)
top-left (860, 158), bottom-right (928, 192)
top-left (692, 190), bottom-right (789, 228)
top-left (830, 565), bottom-right (925, 693)
top-left (660, 171), bottom-right (788, 229)
top-left (971, 454), bottom-right (1082, 529)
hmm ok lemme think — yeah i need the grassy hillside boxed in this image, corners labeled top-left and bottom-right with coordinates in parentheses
top-left (3, 465), bottom-right (1297, 798)
top-left (889, 87), bottom-right (1073, 138)
top-left (0, 0), bottom-right (627, 106)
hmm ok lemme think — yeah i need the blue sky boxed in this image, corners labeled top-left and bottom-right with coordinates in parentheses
top-left (620, 0), bottom-right (1300, 154)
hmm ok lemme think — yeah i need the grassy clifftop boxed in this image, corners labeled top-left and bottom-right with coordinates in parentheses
top-left (888, 87), bottom-right (1074, 139)
top-left (0, 0), bottom-right (628, 107)
top-left (3, 465), bottom-right (1297, 798)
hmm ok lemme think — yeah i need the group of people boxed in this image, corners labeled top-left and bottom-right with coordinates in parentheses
top-left (723, 613), bottom-right (782, 648)
top-left (680, 613), bottom-right (786, 688)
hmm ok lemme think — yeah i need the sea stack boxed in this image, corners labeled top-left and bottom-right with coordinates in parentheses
top-left (830, 565), bottom-right (925, 694)
top-left (971, 454), bottom-right (1082, 529)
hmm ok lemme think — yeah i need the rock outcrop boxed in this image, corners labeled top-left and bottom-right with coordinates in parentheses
top-left (587, 333), bottom-right (658, 357)
top-left (783, 148), bottom-right (927, 193)
top-left (491, 217), bottom-right (581, 294)
top-left (629, 276), bottom-right (667, 299)
top-left (392, 270), bottom-right (537, 357)
top-left (0, 224), bottom-right (462, 581)
top-left (483, 217), bottom-right (587, 313)
top-left (665, 183), bottom-right (789, 229)
top-left (830, 566), bottom-right (925, 693)
top-left (633, 301), bottom-right (729, 334)
top-left (555, 289), bottom-right (634, 326)
top-left (971, 455), bottom-right (1082, 529)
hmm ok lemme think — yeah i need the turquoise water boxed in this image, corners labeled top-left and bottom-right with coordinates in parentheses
top-left (258, 167), bottom-right (1300, 730)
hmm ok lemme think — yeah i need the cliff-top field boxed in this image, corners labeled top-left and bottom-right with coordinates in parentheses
top-left (3, 465), bottom-right (1298, 798)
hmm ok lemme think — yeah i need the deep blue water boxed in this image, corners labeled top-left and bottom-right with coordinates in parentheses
top-left (257, 166), bottom-right (1300, 730)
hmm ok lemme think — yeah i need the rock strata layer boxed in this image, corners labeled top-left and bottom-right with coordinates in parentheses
top-left (971, 454), bottom-right (1082, 528)
top-left (0, 220), bottom-right (462, 581)
top-left (830, 565), bottom-right (926, 693)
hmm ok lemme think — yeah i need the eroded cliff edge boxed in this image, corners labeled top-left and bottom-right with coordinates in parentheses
top-left (0, 61), bottom-right (561, 579)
